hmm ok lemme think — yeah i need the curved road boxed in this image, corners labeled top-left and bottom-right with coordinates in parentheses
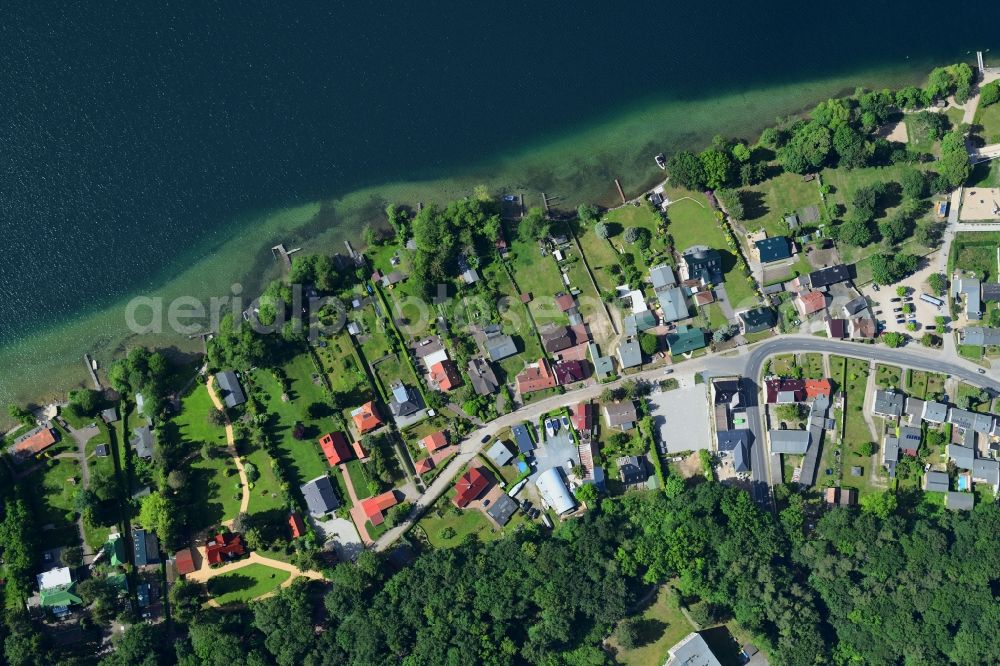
top-left (373, 334), bottom-right (996, 551)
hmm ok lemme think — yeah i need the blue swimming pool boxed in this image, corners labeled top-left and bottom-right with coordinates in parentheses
top-left (957, 475), bottom-right (970, 491)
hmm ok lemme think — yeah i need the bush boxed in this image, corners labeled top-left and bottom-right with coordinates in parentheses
top-left (978, 80), bottom-right (1000, 107)
top-left (615, 619), bottom-right (641, 649)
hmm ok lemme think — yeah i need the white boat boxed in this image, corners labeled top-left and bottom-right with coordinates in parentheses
top-left (654, 153), bottom-right (666, 170)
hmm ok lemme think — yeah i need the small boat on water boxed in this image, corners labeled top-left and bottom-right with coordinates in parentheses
top-left (654, 153), bottom-right (666, 170)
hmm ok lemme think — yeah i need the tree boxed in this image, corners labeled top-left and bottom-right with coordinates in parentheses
top-left (837, 219), bottom-right (874, 247)
top-left (811, 98), bottom-right (851, 129)
top-left (715, 188), bottom-right (744, 220)
top-left (623, 226), bottom-right (640, 244)
top-left (666, 151), bottom-right (705, 191)
top-left (61, 546), bottom-right (83, 567)
top-left (615, 619), bottom-right (641, 649)
top-left (385, 502), bottom-right (411, 528)
top-left (575, 483), bottom-right (598, 504)
top-left (883, 332), bottom-right (905, 348)
top-left (895, 86), bottom-right (928, 110)
top-left (519, 206), bottom-right (550, 241)
top-left (594, 221), bottom-right (610, 239)
top-left (7, 404), bottom-right (34, 426)
top-left (859, 490), bottom-right (897, 518)
top-left (138, 492), bottom-right (175, 548)
top-left (980, 80), bottom-right (1000, 107)
top-left (100, 623), bottom-right (163, 666)
top-left (699, 148), bottom-right (733, 189)
top-left (638, 332), bottom-right (658, 356)
top-left (901, 169), bottom-right (927, 199)
top-left (68, 389), bottom-right (102, 417)
top-left (924, 273), bottom-right (947, 297)
top-left (775, 404), bottom-right (807, 422)
top-left (731, 143), bottom-right (751, 163)
top-left (939, 131), bottom-right (971, 189)
top-left (780, 122), bottom-right (831, 173)
top-left (577, 203), bottom-right (599, 225)
top-left (858, 441), bottom-right (877, 456)
top-left (870, 254), bottom-right (912, 285)
top-left (832, 124), bottom-right (869, 169)
top-left (245, 527), bottom-right (264, 550)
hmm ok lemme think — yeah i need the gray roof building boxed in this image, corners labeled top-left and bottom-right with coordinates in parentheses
top-left (873, 390), bottom-right (905, 418)
top-left (897, 425), bottom-right (922, 454)
top-left (717, 430), bottom-right (750, 473)
top-left (960, 326), bottom-right (1000, 347)
top-left (617, 338), bottom-right (642, 369)
top-left (843, 296), bottom-right (869, 317)
top-left (945, 492), bottom-right (974, 511)
top-left (924, 470), bottom-right (949, 493)
top-left (681, 246), bottom-right (723, 284)
top-left (808, 264), bottom-right (852, 288)
top-left (665, 632), bottom-right (722, 666)
top-left (658, 286), bottom-right (690, 323)
top-left (768, 429), bottom-right (810, 455)
top-left (468, 358), bottom-right (499, 396)
top-left (604, 401), bottom-right (638, 430)
top-left (739, 307), bottom-right (777, 334)
top-left (650, 264), bottom-right (677, 290)
top-left (883, 436), bottom-right (899, 464)
top-left (512, 423), bottom-right (535, 453)
top-left (953, 278), bottom-right (982, 319)
top-left (483, 325), bottom-right (518, 361)
top-left (947, 444), bottom-right (975, 470)
top-left (389, 382), bottom-right (423, 417)
top-left (617, 455), bottom-right (649, 486)
top-left (947, 407), bottom-right (994, 434)
top-left (131, 426), bottom-right (155, 460)
top-left (904, 397), bottom-right (925, 423)
top-left (132, 529), bottom-right (159, 567)
top-left (486, 441), bottom-right (515, 467)
top-left (588, 342), bottom-right (615, 379)
top-left (485, 494), bottom-right (518, 526)
top-left (101, 408), bottom-right (119, 424)
top-left (624, 310), bottom-right (660, 335)
top-left (301, 475), bottom-right (339, 515)
top-left (922, 400), bottom-right (948, 423)
top-left (982, 282), bottom-right (1000, 302)
top-left (215, 371), bottom-right (246, 409)
top-left (972, 458), bottom-right (1000, 488)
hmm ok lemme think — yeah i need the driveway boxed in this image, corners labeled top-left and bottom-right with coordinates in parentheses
top-left (859, 259), bottom-right (946, 336)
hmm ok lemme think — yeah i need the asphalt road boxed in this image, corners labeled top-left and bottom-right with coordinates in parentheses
top-left (373, 335), bottom-right (997, 551)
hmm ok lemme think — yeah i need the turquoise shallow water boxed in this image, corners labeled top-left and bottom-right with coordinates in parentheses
top-left (0, 2), bottom-right (997, 407)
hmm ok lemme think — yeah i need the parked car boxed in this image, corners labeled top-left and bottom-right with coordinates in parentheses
top-left (560, 415), bottom-right (570, 429)
top-left (890, 297), bottom-right (901, 302)
top-left (874, 309), bottom-right (882, 315)
top-left (979, 368), bottom-right (987, 374)
top-left (873, 284), bottom-right (880, 292)
top-left (893, 307), bottom-right (902, 313)
top-left (481, 435), bottom-right (490, 443)
top-left (664, 368), bottom-right (674, 375)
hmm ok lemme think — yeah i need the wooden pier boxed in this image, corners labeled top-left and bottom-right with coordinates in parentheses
top-left (614, 179), bottom-right (627, 205)
top-left (271, 244), bottom-right (301, 271)
top-left (83, 354), bottom-right (101, 390)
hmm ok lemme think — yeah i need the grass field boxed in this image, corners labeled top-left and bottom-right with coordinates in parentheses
top-left (608, 585), bottom-right (695, 666)
top-left (315, 333), bottom-right (374, 406)
top-left (175, 385), bottom-right (241, 530)
top-left (802, 353), bottom-right (824, 380)
top-left (975, 102), bottom-right (1000, 143)
top-left (207, 563), bottom-right (291, 605)
top-left (23, 457), bottom-right (83, 549)
top-left (744, 170), bottom-right (822, 237)
top-left (905, 369), bottom-right (929, 398)
top-left (948, 232), bottom-right (1000, 281)
top-left (874, 364), bottom-right (902, 390)
top-left (840, 357), bottom-right (879, 497)
top-left (417, 498), bottom-right (521, 548)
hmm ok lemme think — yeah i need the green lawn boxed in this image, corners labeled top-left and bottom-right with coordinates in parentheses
top-left (418, 502), bottom-right (515, 548)
top-left (975, 102), bottom-right (1000, 143)
top-left (905, 370), bottom-right (929, 398)
top-left (744, 170), bottom-right (822, 237)
top-left (23, 458), bottom-right (83, 548)
top-left (344, 459), bottom-right (373, 501)
top-left (174, 385), bottom-right (241, 530)
top-left (207, 563), bottom-right (291, 605)
top-left (255, 353), bottom-right (342, 494)
top-left (661, 188), bottom-right (728, 250)
top-left (315, 333), bottom-right (374, 406)
top-left (802, 353), bottom-right (824, 380)
top-left (840, 358), bottom-right (879, 497)
top-left (609, 585), bottom-right (695, 666)
top-left (874, 364), bottom-right (902, 390)
top-left (948, 232), bottom-right (1000, 281)
top-left (244, 446), bottom-right (286, 516)
top-left (509, 234), bottom-right (574, 325)
top-left (770, 354), bottom-right (795, 376)
top-left (577, 224), bottom-right (626, 294)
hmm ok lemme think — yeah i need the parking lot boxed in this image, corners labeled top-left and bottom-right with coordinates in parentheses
top-left (860, 260), bottom-right (945, 335)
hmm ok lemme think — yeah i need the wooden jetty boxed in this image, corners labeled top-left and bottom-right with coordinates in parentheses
top-left (271, 244), bottom-right (301, 271)
top-left (83, 354), bottom-right (101, 390)
top-left (614, 179), bottom-right (627, 205)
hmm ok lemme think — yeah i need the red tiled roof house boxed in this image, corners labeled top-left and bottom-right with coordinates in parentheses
top-left (288, 512), bottom-right (306, 539)
top-left (453, 467), bottom-right (492, 508)
top-left (319, 432), bottom-right (354, 466)
top-left (361, 491), bottom-right (400, 527)
top-left (352, 401), bottom-right (383, 434)
top-left (205, 533), bottom-right (246, 566)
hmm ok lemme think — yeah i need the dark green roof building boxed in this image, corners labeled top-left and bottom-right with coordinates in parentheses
top-left (666, 325), bottom-right (707, 355)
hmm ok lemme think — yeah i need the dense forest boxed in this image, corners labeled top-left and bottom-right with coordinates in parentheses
top-left (5, 480), bottom-right (995, 666)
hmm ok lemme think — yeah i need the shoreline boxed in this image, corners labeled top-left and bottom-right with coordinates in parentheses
top-left (0, 59), bottom-right (943, 412)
